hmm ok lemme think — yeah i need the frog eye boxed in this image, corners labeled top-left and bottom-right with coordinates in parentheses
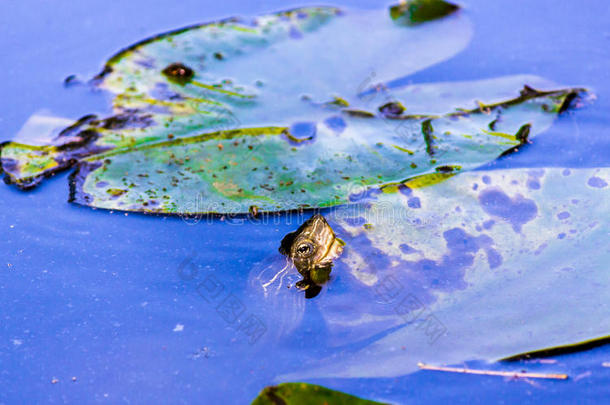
top-left (296, 242), bottom-right (314, 257)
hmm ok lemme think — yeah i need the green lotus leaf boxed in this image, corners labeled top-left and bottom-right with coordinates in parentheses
top-left (257, 167), bottom-right (609, 380)
top-left (390, 0), bottom-right (460, 26)
top-left (251, 383), bottom-right (386, 405)
top-left (67, 77), bottom-right (583, 214)
top-left (1, 4), bottom-right (473, 191)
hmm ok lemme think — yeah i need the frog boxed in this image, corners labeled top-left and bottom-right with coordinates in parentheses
top-left (279, 214), bottom-right (345, 298)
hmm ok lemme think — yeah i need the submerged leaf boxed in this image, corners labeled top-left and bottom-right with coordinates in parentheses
top-left (272, 167), bottom-right (609, 380)
top-left (251, 382), bottom-right (386, 405)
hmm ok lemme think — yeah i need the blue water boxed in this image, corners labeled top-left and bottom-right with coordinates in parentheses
top-left (1, 0), bottom-right (609, 403)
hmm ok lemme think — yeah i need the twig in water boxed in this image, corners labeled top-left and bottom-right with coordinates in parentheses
top-left (417, 362), bottom-right (568, 380)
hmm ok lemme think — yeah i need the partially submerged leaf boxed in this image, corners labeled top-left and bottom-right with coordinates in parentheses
top-left (272, 167), bottom-right (609, 380)
top-left (1, 4), bottom-right (473, 191)
top-left (501, 335), bottom-right (610, 361)
top-left (68, 78), bottom-right (583, 214)
top-left (251, 382), bottom-right (386, 405)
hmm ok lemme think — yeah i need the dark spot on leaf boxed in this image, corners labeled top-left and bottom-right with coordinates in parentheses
top-left (587, 176), bottom-right (607, 188)
top-left (421, 119), bottom-right (434, 156)
top-left (283, 122), bottom-right (317, 144)
top-left (482, 219), bottom-right (495, 230)
top-left (342, 109), bottom-right (375, 118)
top-left (399, 243), bottom-right (416, 254)
top-left (436, 165), bottom-right (460, 173)
top-left (527, 178), bottom-right (540, 190)
top-left (162, 62), bottom-right (195, 84)
top-left (379, 101), bottom-right (405, 117)
top-left (323, 116), bottom-right (347, 133)
top-left (106, 188), bottom-right (127, 198)
top-left (408, 197), bottom-right (421, 209)
top-left (398, 184), bottom-right (412, 196)
top-left (478, 189), bottom-right (538, 233)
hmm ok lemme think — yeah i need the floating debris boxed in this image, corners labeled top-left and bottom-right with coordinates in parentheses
top-left (417, 363), bottom-right (568, 380)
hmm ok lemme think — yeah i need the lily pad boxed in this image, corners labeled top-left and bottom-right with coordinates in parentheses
top-left (69, 77), bottom-right (582, 214)
top-left (0, 4), bottom-right (590, 216)
top-left (1, 4), bottom-right (472, 191)
top-left (251, 383), bottom-right (386, 404)
top-left (245, 167), bottom-right (609, 380)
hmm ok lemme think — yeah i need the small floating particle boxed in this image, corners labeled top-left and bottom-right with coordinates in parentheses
top-left (217, 143), bottom-right (224, 151)
top-left (51, 378), bottom-right (59, 384)
top-left (602, 362), bottom-right (610, 368)
top-left (64, 74), bottom-right (79, 86)
top-left (173, 324), bottom-right (184, 332)
top-left (72, 377), bottom-right (77, 382)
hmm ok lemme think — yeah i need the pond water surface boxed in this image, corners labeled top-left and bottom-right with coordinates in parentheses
top-left (1, 0), bottom-right (609, 403)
